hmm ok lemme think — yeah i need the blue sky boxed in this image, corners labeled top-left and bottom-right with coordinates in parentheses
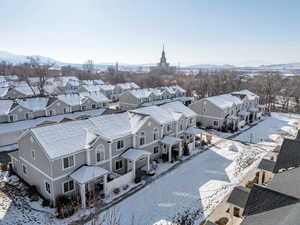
top-left (0, 0), bottom-right (300, 66)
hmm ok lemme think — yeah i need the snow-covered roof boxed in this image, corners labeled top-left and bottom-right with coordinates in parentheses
top-left (0, 100), bottom-right (13, 115)
top-left (116, 82), bottom-right (140, 90)
top-left (81, 80), bottom-right (95, 85)
top-left (160, 101), bottom-right (197, 118)
top-left (89, 113), bottom-right (133, 139)
top-left (249, 107), bottom-right (258, 112)
top-left (231, 90), bottom-right (258, 100)
top-left (81, 84), bottom-right (101, 92)
top-left (70, 166), bottom-right (109, 184)
top-left (94, 79), bottom-right (105, 85)
top-left (16, 98), bottom-right (49, 112)
top-left (99, 84), bottom-right (115, 91)
top-left (239, 111), bottom-right (250, 116)
top-left (80, 91), bottom-right (110, 103)
top-left (14, 85), bottom-right (39, 96)
top-left (160, 136), bottom-right (180, 145)
top-left (129, 89), bottom-right (153, 98)
top-left (131, 106), bottom-right (175, 124)
top-left (206, 94), bottom-right (242, 109)
top-left (168, 85), bottom-right (186, 93)
top-left (31, 120), bottom-right (98, 159)
top-left (121, 148), bottom-right (151, 161)
top-left (141, 96), bottom-right (192, 107)
top-left (57, 94), bottom-right (81, 106)
top-left (0, 87), bottom-right (8, 97)
top-left (184, 127), bottom-right (202, 135)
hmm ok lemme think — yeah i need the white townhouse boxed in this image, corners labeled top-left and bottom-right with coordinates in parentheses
top-left (9, 101), bottom-right (200, 208)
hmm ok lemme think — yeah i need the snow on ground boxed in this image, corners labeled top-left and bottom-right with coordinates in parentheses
top-left (233, 112), bottom-right (300, 144)
top-left (0, 113), bottom-right (299, 225)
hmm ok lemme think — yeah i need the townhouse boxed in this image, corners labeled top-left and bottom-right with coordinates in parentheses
top-left (189, 90), bottom-right (265, 131)
top-left (119, 85), bottom-right (191, 109)
top-left (0, 92), bottom-right (110, 123)
top-left (8, 101), bottom-right (200, 208)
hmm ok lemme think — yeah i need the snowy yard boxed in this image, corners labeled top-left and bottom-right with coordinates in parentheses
top-left (0, 112), bottom-right (299, 225)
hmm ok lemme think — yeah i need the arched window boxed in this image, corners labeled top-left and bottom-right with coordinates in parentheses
top-left (96, 144), bottom-right (105, 162)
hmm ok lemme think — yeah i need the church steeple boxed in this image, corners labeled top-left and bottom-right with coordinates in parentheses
top-left (160, 44), bottom-right (167, 65)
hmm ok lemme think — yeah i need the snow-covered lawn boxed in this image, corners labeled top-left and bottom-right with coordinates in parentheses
top-left (233, 112), bottom-right (300, 143)
top-left (0, 112), bottom-right (299, 225)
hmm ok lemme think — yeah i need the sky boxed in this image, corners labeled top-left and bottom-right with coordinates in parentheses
top-left (0, 0), bottom-right (300, 66)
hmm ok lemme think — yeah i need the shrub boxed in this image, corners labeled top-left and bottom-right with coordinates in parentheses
top-left (134, 177), bottom-right (142, 183)
top-left (42, 199), bottom-right (50, 207)
top-left (56, 195), bottom-right (76, 219)
top-left (113, 188), bottom-right (120, 195)
top-left (245, 181), bottom-right (254, 189)
top-left (215, 217), bottom-right (229, 225)
top-left (28, 185), bottom-right (38, 196)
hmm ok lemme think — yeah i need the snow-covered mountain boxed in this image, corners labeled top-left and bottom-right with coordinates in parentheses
top-left (1, 51), bottom-right (300, 72)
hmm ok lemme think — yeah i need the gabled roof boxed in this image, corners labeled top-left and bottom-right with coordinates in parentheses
top-left (241, 185), bottom-right (300, 225)
top-left (81, 84), bottom-right (101, 92)
top-left (160, 101), bottom-right (197, 118)
top-left (206, 94), bottom-right (242, 109)
top-left (243, 185), bottom-right (299, 217)
top-left (269, 166), bottom-right (300, 199)
top-left (257, 158), bottom-right (276, 172)
top-left (0, 100), bottom-right (13, 115)
top-left (116, 82), bottom-right (139, 90)
top-left (80, 91), bottom-right (110, 103)
top-left (227, 186), bottom-right (250, 208)
top-left (93, 79), bottom-right (105, 85)
top-left (16, 97), bottom-right (49, 112)
top-left (70, 166), bottom-right (109, 184)
top-left (14, 85), bottom-right (39, 96)
top-left (99, 84), bottom-right (115, 91)
top-left (131, 105), bottom-right (176, 124)
top-left (273, 138), bottom-right (300, 173)
top-left (231, 90), bottom-right (258, 101)
top-left (128, 88), bottom-right (153, 98)
top-left (57, 94), bottom-right (81, 106)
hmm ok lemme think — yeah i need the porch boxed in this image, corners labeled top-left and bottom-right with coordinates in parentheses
top-left (248, 107), bottom-right (259, 123)
top-left (238, 110), bottom-right (250, 126)
top-left (160, 136), bottom-right (183, 162)
top-left (70, 166), bottom-right (109, 208)
top-left (257, 104), bottom-right (266, 119)
top-left (182, 127), bottom-right (203, 154)
top-left (120, 148), bottom-right (152, 180)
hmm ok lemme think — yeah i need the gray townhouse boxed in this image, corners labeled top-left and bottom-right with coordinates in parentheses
top-left (189, 90), bottom-right (265, 131)
top-left (0, 87), bottom-right (9, 99)
top-left (98, 84), bottom-right (116, 100)
top-left (119, 85), bottom-right (190, 110)
top-left (9, 101), bottom-right (200, 208)
top-left (79, 91), bottom-right (111, 110)
top-left (6, 85), bottom-right (40, 99)
top-left (0, 100), bottom-right (13, 122)
top-left (111, 82), bottom-right (140, 101)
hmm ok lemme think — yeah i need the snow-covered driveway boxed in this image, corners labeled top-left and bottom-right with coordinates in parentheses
top-left (98, 139), bottom-right (268, 225)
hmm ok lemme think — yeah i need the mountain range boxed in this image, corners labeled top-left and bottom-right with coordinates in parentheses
top-left (1, 51), bottom-right (300, 72)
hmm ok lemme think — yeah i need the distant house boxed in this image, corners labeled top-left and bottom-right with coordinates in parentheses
top-left (119, 85), bottom-right (189, 110)
top-left (7, 85), bottom-right (39, 99)
top-left (189, 90), bottom-right (264, 130)
top-left (0, 100), bottom-right (13, 122)
top-left (98, 84), bottom-right (116, 99)
top-left (0, 87), bottom-right (9, 99)
top-left (80, 91), bottom-right (111, 110)
top-left (57, 94), bottom-right (81, 112)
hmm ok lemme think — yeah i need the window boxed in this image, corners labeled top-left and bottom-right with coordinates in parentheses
top-left (31, 150), bottom-right (35, 160)
top-left (115, 160), bottom-right (123, 170)
top-left (63, 155), bottom-right (74, 169)
top-left (63, 108), bottom-right (68, 114)
top-left (180, 121), bottom-right (183, 130)
top-left (63, 180), bottom-right (74, 193)
top-left (22, 164), bottom-right (27, 174)
top-left (154, 146), bottom-right (159, 154)
top-left (153, 128), bottom-right (159, 140)
top-left (139, 131), bottom-right (145, 146)
top-left (81, 105), bottom-right (87, 111)
top-left (92, 104), bottom-right (96, 109)
top-left (167, 124), bottom-right (171, 132)
top-left (203, 101), bottom-right (207, 113)
top-left (45, 181), bottom-right (51, 194)
top-left (48, 110), bottom-right (55, 117)
top-left (117, 140), bottom-right (124, 150)
top-left (213, 120), bottom-right (219, 127)
top-left (189, 118), bottom-right (193, 125)
top-left (25, 112), bottom-right (31, 120)
top-left (96, 145), bottom-right (105, 162)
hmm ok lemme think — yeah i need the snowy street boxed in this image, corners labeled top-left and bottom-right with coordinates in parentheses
top-left (0, 113), bottom-right (299, 225)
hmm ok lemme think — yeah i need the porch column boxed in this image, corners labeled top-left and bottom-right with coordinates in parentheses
top-left (258, 170), bottom-right (263, 185)
top-left (146, 154), bottom-right (150, 171)
top-left (132, 161), bottom-right (136, 180)
top-left (80, 183), bottom-right (86, 208)
top-left (168, 144), bottom-right (172, 162)
top-left (103, 174), bottom-right (107, 197)
top-left (193, 136), bottom-right (196, 151)
top-left (179, 140), bottom-right (183, 157)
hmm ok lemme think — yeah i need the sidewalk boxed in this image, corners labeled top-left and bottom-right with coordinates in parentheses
top-left (71, 119), bottom-right (266, 225)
